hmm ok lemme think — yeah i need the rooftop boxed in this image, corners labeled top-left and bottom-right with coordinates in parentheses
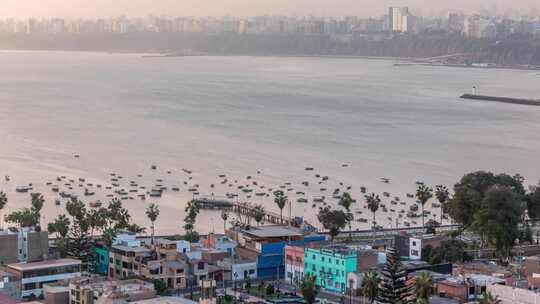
top-left (8, 258), bottom-right (81, 272)
top-left (132, 296), bottom-right (197, 304)
top-left (112, 244), bottom-right (152, 253)
top-left (243, 225), bottom-right (303, 238)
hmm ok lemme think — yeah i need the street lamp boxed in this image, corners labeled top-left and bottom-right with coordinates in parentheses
top-left (233, 271), bottom-right (238, 302)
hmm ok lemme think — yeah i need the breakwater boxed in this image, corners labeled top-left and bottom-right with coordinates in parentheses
top-left (460, 94), bottom-right (540, 106)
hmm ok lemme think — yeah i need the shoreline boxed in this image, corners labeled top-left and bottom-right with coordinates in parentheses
top-left (2, 48), bottom-right (538, 72)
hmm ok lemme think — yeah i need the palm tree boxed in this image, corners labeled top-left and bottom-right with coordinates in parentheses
top-left (365, 193), bottom-right (381, 239)
top-left (415, 272), bottom-right (433, 302)
top-left (145, 203), bottom-right (160, 245)
top-left (339, 192), bottom-right (354, 240)
top-left (435, 185), bottom-right (450, 226)
top-left (274, 190), bottom-right (287, 224)
top-left (361, 270), bottom-right (378, 304)
top-left (479, 292), bottom-right (502, 304)
top-left (221, 210), bottom-right (229, 233)
top-left (30, 193), bottom-right (45, 227)
top-left (415, 183), bottom-right (433, 231)
top-left (0, 192), bottom-right (7, 230)
top-left (299, 274), bottom-right (319, 304)
top-left (253, 204), bottom-right (266, 226)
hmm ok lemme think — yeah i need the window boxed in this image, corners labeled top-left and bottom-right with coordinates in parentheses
top-left (321, 257), bottom-right (325, 262)
top-left (249, 269), bottom-right (255, 274)
top-left (411, 250), bottom-right (419, 256)
top-left (412, 241), bottom-right (417, 246)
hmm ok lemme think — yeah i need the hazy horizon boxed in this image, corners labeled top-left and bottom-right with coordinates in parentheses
top-left (2, 0), bottom-right (539, 19)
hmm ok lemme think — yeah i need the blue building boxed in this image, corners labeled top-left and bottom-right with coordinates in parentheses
top-left (231, 225), bottom-right (326, 279)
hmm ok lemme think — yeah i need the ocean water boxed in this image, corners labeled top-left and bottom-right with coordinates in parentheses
top-left (0, 51), bottom-right (539, 234)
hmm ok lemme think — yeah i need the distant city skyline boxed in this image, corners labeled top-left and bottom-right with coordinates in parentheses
top-left (1, 0), bottom-right (539, 19)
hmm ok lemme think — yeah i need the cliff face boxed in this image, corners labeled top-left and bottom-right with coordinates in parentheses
top-left (1, 32), bottom-right (539, 66)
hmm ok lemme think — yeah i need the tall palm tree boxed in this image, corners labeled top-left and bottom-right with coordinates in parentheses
top-left (339, 192), bottom-right (354, 240)
top-left (435, 185), bottom-right (450, 226)
top-left (365, 193), bottom-right (381, 239)
top-left (415, 183), bottom-right (433, 231)
top-left (145, 203), bottom-right (160, 245)
top-left (415, 272), bottom-right (433, 302)
top-left (30, 193), bottom-right (45, 227)
top-left (0, 192), bottom-right (7, 230)
top-left (361, 270), bottom-right (378, 304)
top-left (479, 292), bottom-right (502, 304)
top-left (274, 190), bottom-right (287, 224)
top-left (221, 210), bottom-right (229, 233)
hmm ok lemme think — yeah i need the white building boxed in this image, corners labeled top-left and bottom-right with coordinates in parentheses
top-left (389, 7), bottom-right (410, 32)
top-left (6, 259), bottom-right (81, 299)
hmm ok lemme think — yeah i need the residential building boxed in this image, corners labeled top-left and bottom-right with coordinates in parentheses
top-left (230, 225), bottom-right (325, 279)
top-left (0, 270), bottom-right (21, 299)
top-left (285, 245), bottom-right (305, 285)
top-left (437, 274), bottom-right (505, 302)
top-left (93, 242), bottom-right (109, 275)
top-left (304, 246), bottom-right (358, 293)
top-left (69, 277), bottom-right (155, 304)
top-left (200, 233), bottom-right (237, 256)
top-left (131, 297), bottom-right (198, 304)
top-left (217, 258), bottom-right (256, 281)
top-left (395, 234), bottom-right (445, 260)
top-left (108, 233), bottom-right (152, 280)
top-left (487, 283), bottom-right (540, 304)
top-left (389, 7), bottom-right (410, 32)
top-left (134, 252), bottom-right (189, 290)
top-left (5, 258), bottom-right (81, 299)
top-left (0, 227), bottom-right (48, 264)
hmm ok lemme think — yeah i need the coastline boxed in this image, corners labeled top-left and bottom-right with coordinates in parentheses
top-left (2, 48), bottom-right (539, 72)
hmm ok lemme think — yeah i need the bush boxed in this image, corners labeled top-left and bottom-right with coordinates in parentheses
top-left (153, 279), bottom-right (168, 295)
top-left (266, 283), bottom-right (275, 296)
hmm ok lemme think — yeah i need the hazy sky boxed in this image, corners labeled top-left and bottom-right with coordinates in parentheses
top-left (2, 0), bottom-right (539, 18)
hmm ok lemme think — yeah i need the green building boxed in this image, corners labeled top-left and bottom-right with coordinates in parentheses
top-left (94, 243), bottom-right (109, 275)
top-left (304, 246), bottom-right (358, 293)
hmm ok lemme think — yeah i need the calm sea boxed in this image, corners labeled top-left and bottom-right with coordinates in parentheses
top-left (1, 51), bottom-right (539, 234)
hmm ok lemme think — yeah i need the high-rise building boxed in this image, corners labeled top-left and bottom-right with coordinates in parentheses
top-left (389, 7), bottom-right (410, 32)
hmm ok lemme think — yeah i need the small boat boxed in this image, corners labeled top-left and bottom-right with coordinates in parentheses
top-left (151, 165), bottom-right (157, 170)
top-left (79, 178), bottom-right (85, 182)
top-left (149, 190), bottom-right (162, 197)
top-left (89, 201), bottom-right (102, 208)
top-left (84, 189), bottom-right (95, 196)
top-left (381, 178), bottom-right (390, 183)
top-left (55, 199), bottom-right (61, 206)
top-left (219, 174), bottom-right (226, 178)
top-left (305, 167), bottom-right (314, 171)
top-left (172, 187), bottom-right (180, 192)
top-left (16, 186), bottom-right (30, 193)
top-left (52, 186), bottom-right (59, 192)
top-left (297, 198), bottom-right (308, 203)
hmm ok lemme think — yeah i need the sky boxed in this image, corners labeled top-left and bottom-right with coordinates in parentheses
top-left (2, 0), bottom-right (539, 19)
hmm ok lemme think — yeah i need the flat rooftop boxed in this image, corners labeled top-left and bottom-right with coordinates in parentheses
top-left (132, 296), bottom-right (197, 304)
top-left (244, 226), bottom-right (303, 238)
top-left (112, 244), bottom-right (152, 253)
top-left (8, 258), bottom-right (81, 272)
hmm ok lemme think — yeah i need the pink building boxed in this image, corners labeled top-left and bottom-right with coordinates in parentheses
top-left (285, 245), bottom-right (305, 284)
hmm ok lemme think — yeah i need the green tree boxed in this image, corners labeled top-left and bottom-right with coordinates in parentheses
top-left (317, 207), bottom-right (347, 242)
top-left (0, 192), bottom-right (7, 230)
top-left (361, 271), bottom-right (378, 304)
top-left (154, 279), bottom-right (168, 295)
top-left (64, 198), bottom-right (94, 267)
top-left (30, 193), bottom-right (45, 227)
top-left (526, 186), bottom-right (540, 220)
top-left (252, 204), bottom-right (266, 226)
top-left (415, 272), bottom-right (433, 302)
top-left (474, 185), bottom-right (523, 260)
top-left (299, 274), bottom-right (319, 304)
top-left (449, 171), bottom-right (525, 228)
top-left (184, 200), bottom-right (200, 242)
top-left (435, 185), bottom-right (450, 225)
top-left (339, 192), bottom-right (354, 240)
top-left (429, 239), bottom-right (470, 264)
top-left (5, 208), bottom-right (36, 227)
top-left (146, 203), bottom-right (160, 245)
top-left (47, 214), bottom-right (71, 257)
top-left (365, 193), bottom-right (381, 238)
top-left (415, 183), bottom-right (433, 231)
top-left (376, 247), bottom-right (415, 304)
top-left (273, 190), bottom-right (287, 224)
top-left (479, 292), bottom-right (502, 304)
